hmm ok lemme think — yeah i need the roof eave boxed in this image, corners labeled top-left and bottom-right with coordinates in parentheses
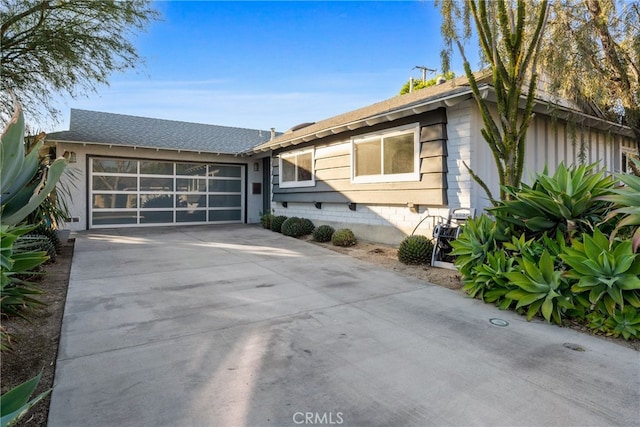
top-left (533, 100), bottom-right (634, 138)
top-left (248, 86), bottom-right (480, 154)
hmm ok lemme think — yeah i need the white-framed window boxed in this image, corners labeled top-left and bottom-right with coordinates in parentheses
top-left (351, 123), bottom-right (421, 183)
top-left (279, 148), bottom-right (315, 188)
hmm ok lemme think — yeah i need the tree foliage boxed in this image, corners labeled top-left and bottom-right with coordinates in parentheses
top-left (0, 0), bottom-right (159, 124)
top-left (399, 71), bottom-right (456, 95)
top-left (437, 0), bottom-right (549, 203)
top-left (539, 0), bottom-right (640, 152)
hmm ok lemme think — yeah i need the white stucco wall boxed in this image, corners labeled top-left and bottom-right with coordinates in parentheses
top-left (56, 143), bottom-right (268, 231)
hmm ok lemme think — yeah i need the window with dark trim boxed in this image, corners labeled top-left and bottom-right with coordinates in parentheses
top-left (279, 149), bottom-right (315, 188)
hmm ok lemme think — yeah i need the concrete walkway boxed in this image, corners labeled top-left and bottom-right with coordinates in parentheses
top-left (49, 225), bottom-right (639, 427)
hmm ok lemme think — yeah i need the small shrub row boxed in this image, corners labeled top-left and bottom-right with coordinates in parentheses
top-left (268, 215), bottom-right (358, 247)
top-left (312, 224), bottom-right (357, 247)
top-left (268, 215), bottom-right (315, 237)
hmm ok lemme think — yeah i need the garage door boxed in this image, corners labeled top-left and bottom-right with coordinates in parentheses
top-left (90, 157), bottom-right (244, 228)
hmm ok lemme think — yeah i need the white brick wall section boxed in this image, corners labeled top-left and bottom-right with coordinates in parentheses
top-left (271, 202), bottom-right (451, 237)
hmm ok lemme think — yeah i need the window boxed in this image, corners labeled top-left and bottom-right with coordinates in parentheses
top-left (351, 123), bottom-right (420, 183)
top-left (279, 149), bottom-right (315, 188)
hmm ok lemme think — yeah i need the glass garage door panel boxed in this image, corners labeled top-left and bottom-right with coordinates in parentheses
top-left (92, 194), bottom-right (136, 209)
top-left (93, 211), bottom-right (137, 225)
top-left (140, 211), bottom-right (173, 224)
top-left (92, 176), bottom-right (137, 191)
top-left (90, 158), bottom-right (243, 228)
top-left (209, 209), bottom-right (242, 221)
top-left (177, 210), bottom-right (207, 223)
top-left (209, 195), bottom-right (242, 207)
top-left (93, 159), bottom-right (137, 174)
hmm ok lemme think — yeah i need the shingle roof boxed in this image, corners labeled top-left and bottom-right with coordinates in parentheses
top-left (46, 109), bottom-right (275, 154)
top-left (252, 73), bottom-right (488, 152)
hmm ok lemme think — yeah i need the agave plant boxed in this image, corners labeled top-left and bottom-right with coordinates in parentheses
top-left (503, 250), bottom-right (574, 324)
top-left (1, 103), bottom-right (65, 351)
top-left (1, 224), bottom-right (48, 318)
top-left (491, 162), bottom-right (616, 239)
top-left (0, 370), bottom-right (51, 427)
top-left (1, 103), bottom-right (67, 226)
top-left (451, 215), bottom-right (498, 278)
top-left (561, 228), bottom-right (640, 315)
top-left (465, 250), bottom-right (516, 308)
top-left (598, 156), bottom-right (640, 251)
top-left (604, 306), bottom-right (640, 340)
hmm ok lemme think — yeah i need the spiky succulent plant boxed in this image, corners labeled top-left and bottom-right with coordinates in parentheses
top-left (398, 235), bottom-right (434, 265)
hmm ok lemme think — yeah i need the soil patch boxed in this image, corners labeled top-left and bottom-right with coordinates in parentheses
top-left (306, 237), bottom-right (462, 290)
top-left (1, 239), bottom-right (74, 426)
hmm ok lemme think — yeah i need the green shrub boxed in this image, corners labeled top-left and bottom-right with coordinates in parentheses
top-left (332, 229), bottom-right (356, 247)
top-left (260, 212), bottom-right (274, 229)
top-left (270, 215), bottom-right (288, 233)
top-left (313, 225), bottom-right (334, 242)
top-left (397, 235), bottom-right (433, 265)
top-left (281, 217), bottom-right (306, 238)
top-left (301, 218), bottom-right (315, 235)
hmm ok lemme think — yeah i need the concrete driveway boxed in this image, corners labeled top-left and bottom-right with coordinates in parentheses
top-left (49, 225), bottom-right (639, 427)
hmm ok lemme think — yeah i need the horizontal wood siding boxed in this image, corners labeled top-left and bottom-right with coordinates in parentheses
top-left (272, 108), bottom-right (448, 206)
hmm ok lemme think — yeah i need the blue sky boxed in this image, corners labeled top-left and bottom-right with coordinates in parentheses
top-left (50, 1), bottom-right (478, 133)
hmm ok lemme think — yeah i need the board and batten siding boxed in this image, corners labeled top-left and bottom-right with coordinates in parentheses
top-left (470, 104), bottom-right (637, 212)
top-left (271, 108), bottom-right (449, 206)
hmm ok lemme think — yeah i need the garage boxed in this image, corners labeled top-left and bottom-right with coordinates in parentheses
top-left (47, 109), bottom-right (273, 230)
top-left (90, 157), bottom-right (244, 228)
